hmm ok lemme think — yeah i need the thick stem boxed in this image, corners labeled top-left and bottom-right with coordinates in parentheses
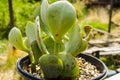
top-left (27, 51), bottom-right (34, 65)
top-left (54, 42), bottom-right (59, 55)
top-left (22, 48), bottom-right (35, 67)
top-left (28, 51), bottom-right (36, 73)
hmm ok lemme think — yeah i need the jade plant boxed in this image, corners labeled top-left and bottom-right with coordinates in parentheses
top-left (8, 0), bottom-right (92, 80)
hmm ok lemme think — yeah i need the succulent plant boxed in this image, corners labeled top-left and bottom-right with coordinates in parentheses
top-left (8, 0), bottom-right (92, 80)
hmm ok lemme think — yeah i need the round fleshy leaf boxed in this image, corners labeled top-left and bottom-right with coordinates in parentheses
top-left (39, 54), bottom-right (63, 79)
top-left (58, 53), bottom-right (79, 79)
top-left (41, 0), bottom-right (49, 24)
top-left (46, 1), bottom-right (76, 42)
top-left (26, 21), bottom-right (36, 43)
top-left (8, 27), bottom-right (29, 52)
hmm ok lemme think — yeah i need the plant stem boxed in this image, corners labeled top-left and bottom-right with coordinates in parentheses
top-left (54, 42), bottom-right (59, 55)
top-left (28, 51), bottom-right (36, 72)
top-left (26, 51), bottom-right (34, 65)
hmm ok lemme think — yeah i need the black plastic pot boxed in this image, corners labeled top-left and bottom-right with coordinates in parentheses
top-left (16, 54), bottom-right (107, 80)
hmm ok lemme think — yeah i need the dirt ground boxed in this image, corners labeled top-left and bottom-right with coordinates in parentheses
top-left (0, 44), bottom-right (27, 80)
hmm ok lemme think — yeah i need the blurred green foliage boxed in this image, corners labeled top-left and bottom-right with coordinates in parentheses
top-left (73, 0), bottom-right (108, 32)
top-left (0, 0), bottom-right (109, 39)
top-left (0, 0), bottom-right (10, 39)
top-left (0, 40), bottom-right (8, 54)
top-left (0, 0), bottom-right (41, 39)
top-left (13, 0), bottom-right (42, 35)
top-left (81, 21), bottom-right (108, 32)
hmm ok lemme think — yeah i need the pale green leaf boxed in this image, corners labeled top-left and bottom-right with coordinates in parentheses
top-left (41, 0), bottom-right (49, 24)
top-left (46, 1), bottom-right (76, 42)
top-left (65, 23), bottom-right (83, 56)
top-left (35, 16), bottom-right (49, 54)
top-left (8, 27), bottom-right (29, 52)
top-left (31, 40), bottom-right (42, 64)
top-left (35, 0), bottom-right (51, 37)
top-left (26, 21), bottom-right (36, 43)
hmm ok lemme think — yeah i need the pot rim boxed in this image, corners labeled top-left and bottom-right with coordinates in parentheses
top-left (17, 56), bottom-right (42, 80)
top-left (16, 53), bottom-right (108, 80)
top-left (79, 54), bottom-right (108, 80)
